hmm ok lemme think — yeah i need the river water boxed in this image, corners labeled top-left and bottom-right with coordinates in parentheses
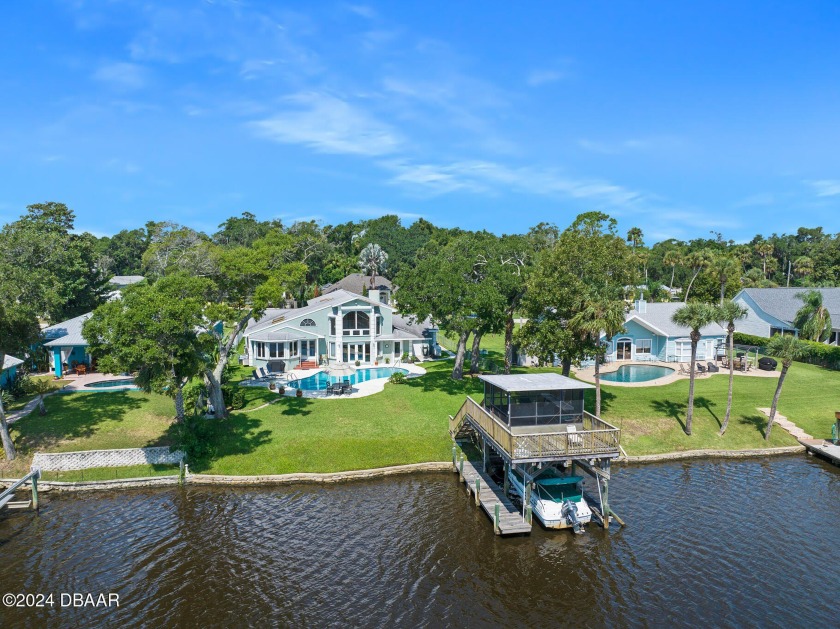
top-left (1, 456), bottom-right (838, 628)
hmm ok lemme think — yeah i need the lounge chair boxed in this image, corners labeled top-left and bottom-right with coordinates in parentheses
top-left (679, 363), bottom-right (690, 375)
top-left (566, 424), bottom-right (583, 447)
top-left (706, 362), bottom-right (719, 373)
top-left (696, 362), bottom-right (707, 375)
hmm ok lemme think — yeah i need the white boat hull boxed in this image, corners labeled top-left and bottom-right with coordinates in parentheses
top-left (507, 470), bottom-right (592, 530)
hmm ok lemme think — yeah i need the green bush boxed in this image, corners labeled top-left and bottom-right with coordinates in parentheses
top-left (389, 372), bottom-right (407, 385)
top-left (733, 331), bottom-right (840, 370)
top-left (221, 383), bottom-right (245, 410)
top-left (182, 381), bottom-right (206, 416)
top-left (171, 415), bottom-right (217, 463)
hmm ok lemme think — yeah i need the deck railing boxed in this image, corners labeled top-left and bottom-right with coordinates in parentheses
top-left (450, 397), bottom-right (620, 461)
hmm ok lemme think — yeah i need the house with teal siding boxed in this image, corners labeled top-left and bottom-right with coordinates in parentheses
top-left (601, 298), bottom-right (727, 363)
top-left (1, 355), bottom-right (24, 388)
top-left (242, 288), bottom-right (439, 370)
top-left (42, 312), bottom-right (93, 377)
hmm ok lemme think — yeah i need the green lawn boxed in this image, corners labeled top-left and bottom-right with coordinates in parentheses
top-left (4, 374), bottom-right (69, 411)
top-left (40, 463), bottom-right (180, 482)
top-left (3, 357), bottom-right (838, 477)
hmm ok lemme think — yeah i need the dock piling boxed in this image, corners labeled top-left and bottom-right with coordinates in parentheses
top-left (31, 470), bottom-right (39, 512)
top-left (525, 505), bottom-right (532, 525)
top-left (475, 478), bottom-right (481, 505)
top-left (494, 504), bottom-right (500, 535)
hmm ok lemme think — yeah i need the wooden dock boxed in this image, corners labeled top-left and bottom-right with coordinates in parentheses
top-left (455, 458), bottom-right (531, 536)
top-left (800, 439), bottom-right (840, 466)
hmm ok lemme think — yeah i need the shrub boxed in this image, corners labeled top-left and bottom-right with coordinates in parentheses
top-left (733, 331), bottom-right (840, 370)
top-left (221, 383), bottom-right (245, 410)
top-left (182, 381), bottom-right (206, 417)
top-left (355, 360), bottom-right (361, 367)
top-left (171, 414), bottom-right (217, 463)
top-left (385, 357), bottom-right (391, 364)
top-left (389, 372), bottom-right (407, 385)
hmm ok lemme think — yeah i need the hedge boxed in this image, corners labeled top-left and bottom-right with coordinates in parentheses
top-left (733, 332), bottom-right (840, 370)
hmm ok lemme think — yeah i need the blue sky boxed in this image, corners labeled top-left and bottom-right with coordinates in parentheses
top-left (2, 1), bottom-right (839, 243)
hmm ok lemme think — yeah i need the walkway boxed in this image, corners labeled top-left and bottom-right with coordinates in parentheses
top-left (456, 458), bottom-right (531, 536)
top-left (757, 408), bottom-right (813, 440)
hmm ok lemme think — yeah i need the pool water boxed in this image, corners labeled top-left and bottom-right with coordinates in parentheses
top-left (600, 364), bottom-right (675, 383)
top-left (288, 367), bottom-right (409, 391)
top-left (83, 378), bottom-right (139, 389)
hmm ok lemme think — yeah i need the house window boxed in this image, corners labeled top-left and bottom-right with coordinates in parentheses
top-left (330, 318), bottom-right (336, 335)
top-left (300, 318), bottom-right (316, 327)
top-left (278, 343), bottom-right (285, 358)
top-left (269, 343), bottom-right (278, 358)
top-left (636, 339), bottom-right (652, 355)
top-left (343, 311), bottom-right (370, 334)
top-left (255, 342), bottom-right (265, 358)
top-left (330, 342), bottom-right (336, 358)
top-left (376, 316), bottom-right (382, 335)
top-left (290, 342), bottom-right (298, 357)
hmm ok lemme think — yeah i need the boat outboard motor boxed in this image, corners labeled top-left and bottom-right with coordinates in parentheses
top-left (562, 500), bottom-right (584, 534)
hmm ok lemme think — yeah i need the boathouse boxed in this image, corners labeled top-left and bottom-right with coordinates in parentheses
top-left (450, 373), bottom-right (622, 535)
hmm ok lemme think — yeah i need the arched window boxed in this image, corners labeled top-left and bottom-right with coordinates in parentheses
top-left (300, 318), bottom-right (316, 327)
top-left (343, 311), bottom-right (370, 331)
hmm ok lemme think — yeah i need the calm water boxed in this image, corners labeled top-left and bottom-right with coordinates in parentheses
top-left (1, 457), bottom-right (838, 628)
top-left (82, 378), bottom-right (139, 390)
top-left (289, 367), bottom-right (408, 391)
top-left (601, 364), bottom-right (675, 383)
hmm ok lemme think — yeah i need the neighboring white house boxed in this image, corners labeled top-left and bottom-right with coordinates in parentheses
top-left (733, 287), bottom-right (840, 345)
top-left (600, 298), bottom-right (727, 363)
top-left (242, 288), bottom-right (439, 370)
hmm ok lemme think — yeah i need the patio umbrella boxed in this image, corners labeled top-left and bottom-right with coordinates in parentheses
top-left (326, 363), bottom-right (357, 377)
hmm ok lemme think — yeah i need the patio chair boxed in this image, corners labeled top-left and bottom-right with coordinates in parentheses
top-left (566, 424), bottom-right (583, 447)
top-left (340, 380), bottom-right (352, 395)
top-left (678, 363), bottom-right (690, 375)
top-left (707, 362), bottom-right (719, 373)
top-left (696, 362), bottom-right (707, 375)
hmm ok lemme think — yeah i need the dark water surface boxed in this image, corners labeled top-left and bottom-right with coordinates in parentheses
top-left (1, 456), bottom-right (838, 628)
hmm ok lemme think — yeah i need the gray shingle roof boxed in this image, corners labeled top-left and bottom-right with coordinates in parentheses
top-left (478, 373), bottom-right (593, 392)
top-left (322, 273), bottom-right (393, 295)
top-left (2, 355), bottom-right (24, 371)
top-left (43, 312), bottom-right (92, 347)
top-left (244, 289), bottom-right (393, 336)
top-left (392, 313), bottom-right (436, 338)
top-left (109, 275), bottom-right (145, 286)
top-left (628, 302), bottom-right (726, 337)
top-left (739, 288), bottom-right (840, 329)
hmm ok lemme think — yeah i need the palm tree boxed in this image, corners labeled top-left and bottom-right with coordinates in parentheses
top-left (754, 241), bottom-right (774, 278)
top-left (672, 302), bottom-right (718, 435)
top-left (663, 249), bottom-right (682, 293)
top-left (716, 301), bottom-right (748, 436)
top-left (794, 290), bottom-right (832, 342)
top-left (635, 249), bottom-right (650, 283)
top-left (793, 256), bottom-right (814, 282)
top-left (764, 334), bottom-right (809, 440)
top-left (706, 253), bottom-right (741, 305)
top-left (626, 227), bottom-right (644, 252)
top-left (358, 243), bottom-right (388, 288)
top-left (569, 291), bottom-right (627, 416)
top-left (683, 249), bottom-right (712, 302)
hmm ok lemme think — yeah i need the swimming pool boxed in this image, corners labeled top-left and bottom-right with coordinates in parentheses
top-left (83, 378), bottom-right (139, 390)
top-left (600, 365), bottom-right (675, 383)
top-left (288, 367), bottom-right (409, 391)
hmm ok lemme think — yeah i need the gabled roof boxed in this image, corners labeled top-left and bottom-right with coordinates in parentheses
top-left (322, 273), bottom-right (393, 295)
top-left (736, 288), bottom-right (840, 329)
top-left (2, 355), bottom-right (24, 371)
top-left (42, 312), bottom-right (93, 346)
top-left (244, 289), bottom-right (393, 336)
top-left (393, 313), bottom-right (437, 338)
top-left (626, 302), bottom-right (726, 338)
top-left (109, 275), bottom-right (145, 286)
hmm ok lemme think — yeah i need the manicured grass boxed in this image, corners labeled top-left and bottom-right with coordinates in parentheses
top-left (3, 356), bottom-right (838, 477)
top-left (596, 361), bottom-right (838, 454)
top-left (4, 375), bottom-right (69, 411)
top-left (41, 463), bottom-right (180, 482)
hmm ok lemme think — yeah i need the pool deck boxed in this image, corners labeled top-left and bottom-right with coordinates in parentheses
top-left (243, 363), bottom-right (427, 399)
top-left (61, 373), bottom-right (139, 391)
top-left (575, 360), bottom-right (779, 388)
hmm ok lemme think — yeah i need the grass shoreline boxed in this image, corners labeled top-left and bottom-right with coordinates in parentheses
top-left (2, 350), bottom-right (837, 479)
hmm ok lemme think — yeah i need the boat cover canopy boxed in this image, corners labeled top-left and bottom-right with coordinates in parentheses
top-left (538, 475), bottom-right (584, 487)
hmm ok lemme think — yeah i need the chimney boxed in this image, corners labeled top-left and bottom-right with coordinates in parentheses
top-left (635, 295), bottom-right (647, 314)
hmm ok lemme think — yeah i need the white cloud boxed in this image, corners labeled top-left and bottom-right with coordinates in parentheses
top-left (526, 69), bottom-right (565, 86)
top-left (805, 179), bottom-right (840, 197)
top-left (92, 62), bottom-right (149, 90)
top-left (338, 205), bottom-right (423, 221)
top-left (383, 159), bottom-right (645, 207)
top-left (251, 93), bottom-right (402, 156)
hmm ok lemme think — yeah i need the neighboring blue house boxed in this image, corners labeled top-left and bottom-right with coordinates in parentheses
top-left (243, 288), bottom-right (439, 370)
top-left (733, 288), bottom-right (840, 345)
top-left (1, 354), bottom-right (24, 388)
top-left (42, 312), bottom-right (93, 377)
top-left (601, 298), bottom-right (727, 363)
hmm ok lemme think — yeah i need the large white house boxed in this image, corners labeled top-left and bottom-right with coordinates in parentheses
top-left (242, 287), bottom-right (439, 370)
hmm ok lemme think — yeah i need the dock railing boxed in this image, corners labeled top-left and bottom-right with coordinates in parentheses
top-left (451, 397), bottom-right (620, 461)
